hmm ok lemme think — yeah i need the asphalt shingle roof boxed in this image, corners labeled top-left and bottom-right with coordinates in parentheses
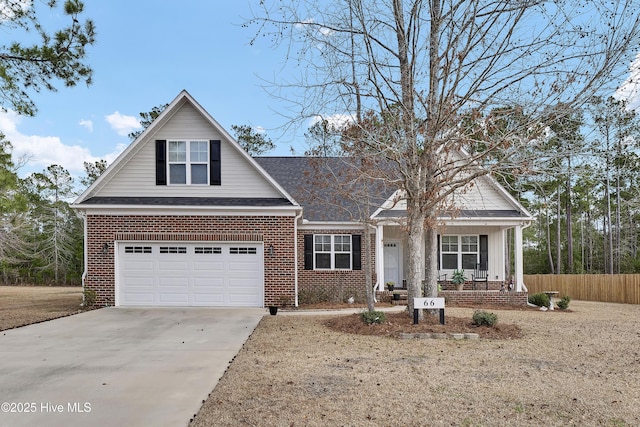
top-left (255, 157), bottom-right (395, 222)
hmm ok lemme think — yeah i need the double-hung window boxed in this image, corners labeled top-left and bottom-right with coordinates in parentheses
top-left (461, 236), bottom-right (479, 270)
top-left (441, 236), bottom-right (459, 269)
top-left (168, 140), bottom-right (208, 184)
top-left (314, 234), bottom-right (352, 270)
top-left (441, 235), bottom-right (479, 270)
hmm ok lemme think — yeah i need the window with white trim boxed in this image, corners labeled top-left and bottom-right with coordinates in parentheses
top-left (441, 235), bottom-right (479, 270)
top-left (314, 234), bottom-right (352, 270)
top-left (168, 140), bottom-right (208, 184)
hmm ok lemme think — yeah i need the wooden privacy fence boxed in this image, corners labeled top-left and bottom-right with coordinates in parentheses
top-left (523, 274), bottom-right (640, 305)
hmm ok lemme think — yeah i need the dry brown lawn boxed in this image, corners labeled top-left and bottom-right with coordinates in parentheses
top-left (0, 286), bottom-right (83, 331)
top-left (2, 287), bottom-right (638, 425)
top-left (192, 301), bottom-right (640, 427)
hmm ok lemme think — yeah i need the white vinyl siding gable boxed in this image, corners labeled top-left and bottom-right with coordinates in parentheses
top-left (452, 175), bottom-right (513, 211)
top-left (92, 102), bottom-right (282, 199)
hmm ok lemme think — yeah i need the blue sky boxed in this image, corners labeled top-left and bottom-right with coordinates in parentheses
top-left (2, 1), bottom-right (301, 179)
top-left (3, 1), bottom-right (640, 181)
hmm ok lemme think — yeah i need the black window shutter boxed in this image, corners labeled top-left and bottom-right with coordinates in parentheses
top-left (155, 140), bottom-right (167, 185)
top-left (437, 235), bottom-right (441, 270)
top-left (479, 235), bottom-right (488, 270)
top-left (352, 234), bottom-right (362, 270)
top-left (304, 234), bottom-right (313, 270)
top-left (210, 140), bottom-right (221, 185)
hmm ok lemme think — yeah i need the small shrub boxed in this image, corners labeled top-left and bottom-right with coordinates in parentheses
top-left (83, 288), bottom-right (97, 308)
top-left (528, 292), bottom-right (550, 307)
top-left (556, 295), bottom-right (571, 310)
top-left (472, 310), bottom-right (498, 327)
top-left (298, 287), bottom-right (332, 305)
top-left (360, 310), bottom-right (387, 325)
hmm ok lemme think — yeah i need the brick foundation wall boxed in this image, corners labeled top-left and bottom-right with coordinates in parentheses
top-left (297, 229), bottom-right (375, 304)
top-left (440, 290), bottom-right (528, 306)
top-left (85, 214), bottom-right (295, 306)
top-left (439, 281), bottom-right (506, 291)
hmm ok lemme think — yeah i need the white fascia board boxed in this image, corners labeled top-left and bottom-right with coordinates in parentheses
top-left (71, 204), bottom-right (301, 217)
top-left (299, 221), bottom-right (366, 231)
top-left (442, 217), bottom-right (532, 227)
top-left (372, 216), bottom-right (531, 228)
top-left (371, 189), bottom-right (404, 219)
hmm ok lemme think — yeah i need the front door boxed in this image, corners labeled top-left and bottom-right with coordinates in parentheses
top-left (383, 242), bottom-right (401, 288)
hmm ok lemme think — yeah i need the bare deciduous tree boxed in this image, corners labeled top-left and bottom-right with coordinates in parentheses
top-left (251, 0), bottom-right (640, 316)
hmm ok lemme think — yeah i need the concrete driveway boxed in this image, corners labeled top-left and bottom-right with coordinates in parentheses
top-left (0, 307), bottom-right (264, 427)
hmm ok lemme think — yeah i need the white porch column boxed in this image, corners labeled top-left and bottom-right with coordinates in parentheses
top-left (514, 224), bottom-right (524, 292)
top-left (375, 224), bottom-right (385, 291)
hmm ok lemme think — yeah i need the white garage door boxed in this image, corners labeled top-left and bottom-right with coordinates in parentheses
top-left (116, 242), bottom-right (264, 307)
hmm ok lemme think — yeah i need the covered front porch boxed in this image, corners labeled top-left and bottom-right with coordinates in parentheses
top-left (373, 219), bottom-right (529, 294)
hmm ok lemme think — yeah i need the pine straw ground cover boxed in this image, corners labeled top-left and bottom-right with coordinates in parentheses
top-left (192, 301), bottom-right (640, 427)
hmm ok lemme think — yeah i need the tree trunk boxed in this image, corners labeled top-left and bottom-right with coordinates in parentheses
top-left (424, 226), bottom-right (438, 298)
top-left (363, 223), bottom-right (375, 312)
top-left (605, 151), bottom-right (614, 274)
top-left (545, 201), bottom-right (555, 274)
top-left (566, 157), bottom-right (573, 273)
top-left (406, 205), bottom-right (426, 318)
top-left (556, 187), bottom-right (562, 274)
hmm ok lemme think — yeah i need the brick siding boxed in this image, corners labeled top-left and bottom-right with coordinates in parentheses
top-left (439, 280), bottom-right (507, 291)
top-left (297, 229), bottom-right (375, 304)
top-left (440, 290), bottom-right (528, 306)
top-left (85, 214), bottom-right (295, 306)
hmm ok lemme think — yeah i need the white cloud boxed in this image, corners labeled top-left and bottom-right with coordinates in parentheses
top-left (105, 111), bottom-right (141, 136)
top-left (0, 110), bottom-right (124, 176)
top-left (79, 119), bottom-right (93, 132)
top-left (309, 113), bottom-right (355, 129)
top-left (616, 52), bottom-right (640, 109)
top-left (0, 0), bottom-right (31, 22)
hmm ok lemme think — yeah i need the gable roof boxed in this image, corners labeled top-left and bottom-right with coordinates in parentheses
top-left (73, 90), bottom-right (298, 209)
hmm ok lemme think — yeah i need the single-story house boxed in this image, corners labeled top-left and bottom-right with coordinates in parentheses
top-left (72, 90), bottom-right (533, 307)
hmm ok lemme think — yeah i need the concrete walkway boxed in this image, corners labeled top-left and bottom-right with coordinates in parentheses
top-left (0, 307), bottom-right (264, 427)
top-left (278, 305), bottom-right (406, 316)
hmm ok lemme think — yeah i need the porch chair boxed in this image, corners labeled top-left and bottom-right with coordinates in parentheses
top-left (472, 263), bottom-right (488, 290)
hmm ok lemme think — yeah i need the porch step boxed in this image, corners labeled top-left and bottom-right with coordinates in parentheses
top-left (390, 289), bottom-right (408, 305)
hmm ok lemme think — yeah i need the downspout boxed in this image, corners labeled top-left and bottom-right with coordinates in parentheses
top-left (80, 210), bottom-right (88, 306)
top-left (293, 208), bottom-right (303, 307)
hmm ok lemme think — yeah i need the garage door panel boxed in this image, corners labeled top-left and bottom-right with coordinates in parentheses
top-left (227, 293), bottom-right (262, 306)
top-left (120, 292), bottom-right (156, 305)
top-left (193, 277), bottom-right (224, 288)
top-left (121, 259), bottom-right (155, 271)
top-left (118, 242), bottom-right (263, 307)
top-left (158, 276), bottom-right (190, 286)
top-left (157, 294), bottom-right (190, 305)
top-left (193, 261), bottom-right (224, 273)
top-left (122, 276), bottom-right (155, 287)
top-left (191, 293), bottom-right (226, 305)
top-left (158, 261), bottom-right (190, 272)
top-left (227, 260), bottom-right (261, 273)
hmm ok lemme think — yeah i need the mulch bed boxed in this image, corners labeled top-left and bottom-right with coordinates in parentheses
top-left (325, 311), bottom-right (523, 339)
